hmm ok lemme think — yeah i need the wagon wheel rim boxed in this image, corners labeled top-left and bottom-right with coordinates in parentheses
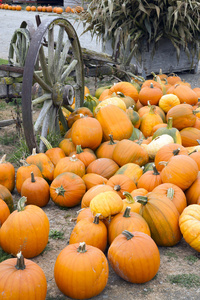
top-left (21, 17), bottom-right (85, 153)
top-left (8, 28), bottom-right (31, 67)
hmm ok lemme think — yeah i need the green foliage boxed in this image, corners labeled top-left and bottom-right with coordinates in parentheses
top-left (0, 58), bottom-right (8, 65)
top-left (82, 0), bottom-right (200, 64)
top-left (168, 274), bottom-right (200, 288)
top-left (0, 247), bottom-right (12, 263)
top-left (184, 255), bottom-right (199, 264)
top-left (49, 230), bottom-right (65, 240)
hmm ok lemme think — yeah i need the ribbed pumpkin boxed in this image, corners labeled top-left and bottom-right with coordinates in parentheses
top-left (152, 117), bottom-right (182, 144)
top-left (86, 158), bottom-right (119, 179)
top-left (0, 197), bottom-right (49, 258)
top-left (185, 174), bottom-right (200, 205)
top-left (95, 134), bottom-right (118, 159)
top-left (137, 192), bottom-right (182, 246)
top-left (152, 183), bottom-right (187, 214)
top-left (115, 162), bottom-right (143, 184)
top-left (90, 191), bottom-right (123, 218)
top-left (67, 107), bottom-right (93, 128)
top-left (50, 172), bottom-right (86, 207)
top-left (83, 94), bottom-right (99, 113)
top-left (109, 81), bottom-right (139, 101)
top-left (108, 206), bottom-right (151, 245)
top-left (137, 164), bottom-right (162, 192)
top-left (69, 214), bottom-right (107, 252)
top-left (166, 104), bottom-right (196, 130)
top-left (154, 143), bottom-right (188, 171)
top-left (76, 207), bottom-right (93, 222)
top-left (167, 74), bottom-right (181, 85)
top-left (139, 83), bottom-right (163, 106)
top-left (26, 148), bottom-right (54, 183)
top-left (16, 161), bottom-right (43, 194)
top-left (138, 103), bottom-right (166, 122)
top-left (21, 172), bottom-right (50, 207)
top-left (112, 139), bottom-right (149, 167)
top-left (160, 155), bottom-right (198, 190)
top-left (189, 151), bottom-right (200, 170)
top-left (71, 116), bottom-right (103, 150)
top-left (179, 205), bottom-right (200, 252)
top-left (58, 138), bottom-right (76, 156)
top-left (95, 104), bottom-right (133, 141)
top-left (108, 230), bottom-right (160, 283)
top-left (44, 142), bottom-right (66, 166)
top-left (180, 127), bottom-right (200, 147)
top-left (54, 242), bottom-right (109, 299)
top-left (54, 155), bottom-right (85, 178)
top-left (82, 173), bottom-right (108, 190)
top-left (107, 174), bottom-right (136, 198)
top-left (0, 252), bottom-right (47, 300)
top-left (69, 145), bottom-right (97, 167)
top-left (81, 184), bottom-right (113, 208)
top-left (0, 154), bottom-right (15, 192)
top-left (126, 106), bottom-right (141, 128)
top-left (158, 94), bottom-right (180, 113)
top-left (121, 190), bottom-right (147, 213)
top-left (140, 104), bottom-right (163, 138)
top-left (94, 97), bottom-right (126, 115)
top-left (167, 84), bottom-right (198, 105)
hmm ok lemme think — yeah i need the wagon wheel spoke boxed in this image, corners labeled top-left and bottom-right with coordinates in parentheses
top-left (22, 17), bottom-right (85, 153)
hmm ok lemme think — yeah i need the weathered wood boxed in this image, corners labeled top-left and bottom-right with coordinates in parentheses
top-left (0, 64), bottom-right (24, 74)
top-left (0, 119), bottom-right (18, 127)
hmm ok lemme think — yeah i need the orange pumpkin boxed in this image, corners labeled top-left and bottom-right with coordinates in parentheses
top-left (185, 174), bottom-right (200, 205)
top-left (180, 127), bottom-right (200, 147)
top-left (82, 173), bottom-right (108, 190)
top-left (0, 197), bottom-right (49, 258)
top-left (115, 162), bottom-right (143, 184)
top-left (159, 94), bottom-right (180, 113)
top-left (189, 151), bottom-right (200, 170)
top-left (0, 154), bottom-right (15, 192)
top-left (109, 81), bottom-right (139, 102)
top-left (54, 155), bottom-right (85, 178)
top-left (81, 184), bottom-right (113, 208)
top-left (69, 145), bottom-right (97, 167)
top-left (107, 174), bottom-right (136, 198)
top-left (139, 83), bottom-right (163, 106)
top-left (95, 134), bottom-right (118, 159)
top-left (167, 73), bottom-right (181, 85)
top-left (65, 6), bottom-right (72, 12)
top-left (50, 172), bottom-right (86, 207)
top-left (140, 104), bottom-right (163, 138)
top-left (86, 158), bottom-right (119, 179)
top-left (167, 84), bottom-right (198, 105)
top-left (0, 184), bottom-right (14, 212)
top-left (137, 164), bottom-right (162, 192)
top-left (108, 230), bottom-right (160, 283)
top-left (0, 198), bottom-right (10, 225)
top-left (54, 242), bottom-right (109, 299)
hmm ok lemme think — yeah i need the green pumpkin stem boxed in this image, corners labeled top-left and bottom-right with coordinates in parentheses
top-left (147, 101), bottom-right (156, 114)
top-left (55, 185), bottom-right (66, 197)
top-left (30, 172), bottom-right (36, 183)
top-left (76, 145), bottom-right (84, 154)
top-left (122, 230), bottom-right (134, 240)
top-left (108, 134), bottom-right (116, 145)
top-left (15, 252), bottom-right (26, 270)
top-left (77, 242), bottom-right (87, 253)
top-left (135, 196), bottom-right (148, 205)
top-left (167, 117), bottom-right (173, 129)
top-left (17, 197), bottom-right (27, 212)
top-left (117, 91), bottom-right (125, 98)
top-left (40, 136), bottom-right (53, 150)
top-left (172, 148), bottom-right (181, 156)
top-left (123, 191), bottom-right (135, 204)
top-left (123, 206), bottom-right (131, 218)
top-left (167, 188), bottom-right (175, 200)
top-left (152, 164), bottom-right (160, 175)
top-left (0, 154), bottom-right (6, 164)
top-left (93, 213), bottom-right (101, 224)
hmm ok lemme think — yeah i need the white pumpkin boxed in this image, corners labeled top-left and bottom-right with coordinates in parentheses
top-left (141, 134), bottom-right (174, 159)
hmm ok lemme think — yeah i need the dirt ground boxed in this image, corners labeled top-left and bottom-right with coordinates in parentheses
top-left (1, 8), bottom-right (200, 300)
top-left (1, 71), bottom-right (200, 300)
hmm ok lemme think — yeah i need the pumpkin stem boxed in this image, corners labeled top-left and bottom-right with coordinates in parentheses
top-left (167, 117), bottom-right (173, 129)
top-left (54, 185), bottom-right (66, 197)
top-left (40, 136), bottom-right (53, 150)
top-left (114, 185), bottom-right (121, 192)
top-left (122, 230), bottom-right (134, 240)
top-left (93, 213), bottom-right (101, 224)
top-left (15, 252), bottom-right (26, 270)
top-left (17, 196), bottom-right (27, 212)
top-left (0, 154), bottom-right (6, 164)
top-left (152, 164), bottom-right (160, 175)
top-left (31, 148), bottom-right (37, 155)
top-left (123, 206), bottom-right (131, 218)
top-left (197, 139), bottom-right (200, 145)
top-left (131, 74), bottom-right (145, 83)
top-left (150, 83), bottom-right (154, 89)
top-left (172, 148), bottom-right (181, 156)
top-left (19, 159), bottom-right (30, 166)
top-left (167, 188), bottom-right (175, 200)
top-left (135, 195), bottom-right (148, 205)
top-left (108, 134), bottom-right (116, 145)
top-left (158, 161), bottom-right (168, 167)
top-left (123, 191), bottom-right (135, 204)
top-left (117, 91), bottom-right (125, 98)
top-left (147, 101), bottom-right (156, 114)
top-left (77, 242), bottom-right (87, 253)
top-left (76, 145), bottom-right (84, 154)
top-left (70, 154), bottom-right (78, 162)
top-left (30, 172), bottom-right (36, 183)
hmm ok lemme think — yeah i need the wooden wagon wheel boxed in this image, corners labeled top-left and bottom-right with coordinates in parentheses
top-left (21, 17), bottom-right (85, 153)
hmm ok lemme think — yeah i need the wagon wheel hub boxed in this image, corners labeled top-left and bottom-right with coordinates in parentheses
top-left (52, 83), bottom-right (74, 107)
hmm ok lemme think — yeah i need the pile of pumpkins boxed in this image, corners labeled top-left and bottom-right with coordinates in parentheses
top-left (1, 72), bottom-right (200, 299)
top-left (0, 3), bottom-right (22, 10)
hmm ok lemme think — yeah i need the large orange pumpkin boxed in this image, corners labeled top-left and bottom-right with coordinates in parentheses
top-left (54, 242), bottom-right (109, 299)
top-left (109, 81), bottom-right (139, 101)
top-left (82, 173), bottom-right (108, 190)
top-left (0, 197), bottom-right (49, 258)
top-left (108, 230), bottom-right (160, 283)
top-left (107, 174), bottom-right (136, 198)
top-left (180, 127), bottom-right (200, 147)
top-left (86, 158), bottom-right (119, 179)
top-left (54, 155), bottom-right (85, 178)
top-left (167, 84), bottom-right (198, 105)
top-left (166, 104), bottom-right (196, 130)
top-left (139, 83), bottom-right (163, 106)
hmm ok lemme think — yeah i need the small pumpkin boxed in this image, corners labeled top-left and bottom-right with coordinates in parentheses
top-left (82, 173), bottom-right (108, 190)
top-left (166, 103), bottom-right (196, 130)
top-left (95, 134), bottom-right (118, 159)
top-left (0, 154), bottom-right (15, 192)
top-left (159, 94), bottom-right (180, 113)
top-left (86, 158), bottom-right (119, 179)
top-left (69, 145), bottom-right (97, 167)
top-left (137, 164), bottom-right (162, 192)
top-left (81, 184), bottom-right (113, 208)
top-left (140, 103), bottom-right (163, 138)
top-left (107, 174), bottom-right (136, 198)
top-left (139, 82), bottom-right (163, 106)
top-left (54, 155), bottom-right (85, 179)
top-left (0, 198), bottom-right (10, 225)
top-left (152, 117), bottom-right (182, 144)
top-left (115, 163), bottom-right (143, 184)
